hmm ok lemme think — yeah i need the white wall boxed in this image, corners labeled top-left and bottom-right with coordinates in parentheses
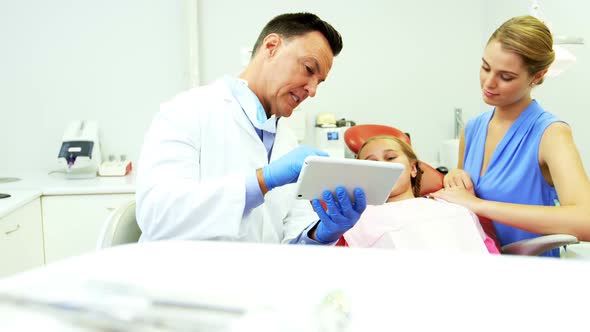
top-left (0, 0), bottom-right (192, 171)
top-left (198, 0), bottom-right (484, 165)
top-left (481, 0), bottom-right (590, 174)
top-left (1, 0), bottom-right (588, 174)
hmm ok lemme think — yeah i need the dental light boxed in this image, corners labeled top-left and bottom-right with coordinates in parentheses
top-left (529, 0), bottom-right (584, 76)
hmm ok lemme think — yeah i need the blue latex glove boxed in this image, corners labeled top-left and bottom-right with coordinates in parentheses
top-left (312, 186), bottom-right (367, 243)
top-left (262, 146), bottom-right (329, 191)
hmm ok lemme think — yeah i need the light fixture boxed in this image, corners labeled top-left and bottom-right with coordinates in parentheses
top-left (554, 36), bottom-right (584, 45)
top-left (529, 0), bottom-right (584, 76)
top-left (548, 45), bottom-right (577, 76)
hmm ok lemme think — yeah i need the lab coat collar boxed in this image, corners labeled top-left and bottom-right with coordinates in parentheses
top-left (224, 75), bottom-right (278, 133)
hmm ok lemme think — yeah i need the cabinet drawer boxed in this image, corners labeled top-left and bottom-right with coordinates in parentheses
top-left (42, 194), bottom-right (134, 264)
top-left (0, 199), bottom-right (44, 277)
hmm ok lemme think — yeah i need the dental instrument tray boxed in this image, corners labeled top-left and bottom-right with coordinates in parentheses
top-left (295, 156), bottom-right (405, 205)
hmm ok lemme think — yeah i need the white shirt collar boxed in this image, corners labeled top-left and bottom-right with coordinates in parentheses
top-left (225, 75), bottom-right (277, 133)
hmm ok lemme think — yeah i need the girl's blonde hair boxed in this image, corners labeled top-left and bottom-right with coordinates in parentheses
top-left (488, 15), bottom-right (555, 85)
top-left (358, 135), bottom-right (423, 197)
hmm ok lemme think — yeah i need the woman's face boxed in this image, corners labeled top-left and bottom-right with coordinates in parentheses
top-left (358, 138), bottom-right (417, 202)
top-left (480, 40), bottom-right (535, 109)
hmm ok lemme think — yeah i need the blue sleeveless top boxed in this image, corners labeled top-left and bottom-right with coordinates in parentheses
top-left (463, 100), bottom-right (562, 257)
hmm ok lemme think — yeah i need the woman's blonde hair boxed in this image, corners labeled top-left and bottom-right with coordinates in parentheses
top-left (488, 15), bottom-right (555, 85)
top-left (357, 135), bottom-right (423, 197)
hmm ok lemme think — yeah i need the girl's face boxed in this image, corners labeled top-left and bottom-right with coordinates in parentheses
top-left (479, 40), bottom-right (537, 109)
top-left (358, 138), bottom-right (417, 202)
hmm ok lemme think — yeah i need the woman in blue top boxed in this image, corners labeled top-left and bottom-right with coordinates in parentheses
top-left (431, 16), bottom-right (590, 257)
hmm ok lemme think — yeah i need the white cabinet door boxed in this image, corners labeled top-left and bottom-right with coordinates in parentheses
top-left (42, 194), bottom-right (134, 264)
top-left (0, 199), bottom-right (45, 277)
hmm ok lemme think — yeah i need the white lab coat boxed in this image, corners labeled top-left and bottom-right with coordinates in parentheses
top-left (136, 78), bottom-right (318, 243)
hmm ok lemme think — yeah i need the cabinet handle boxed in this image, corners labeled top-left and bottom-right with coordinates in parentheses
top-left (106, 207), bottom-right (115, 211)
top-left (5, 224), bottom-right (20, 235)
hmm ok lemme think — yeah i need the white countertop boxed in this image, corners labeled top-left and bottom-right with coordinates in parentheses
top-left (0, 169), bottom-right (135, 219)
top-left (0, 169), bottom-right (135, 195)
top-left (0, 190), bottom-right (42, 219)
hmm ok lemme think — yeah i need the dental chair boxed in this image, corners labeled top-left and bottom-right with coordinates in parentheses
top-left (342, 124), bottom-right (579, 256)
top-left (96, 200), bottom-right (142, 249)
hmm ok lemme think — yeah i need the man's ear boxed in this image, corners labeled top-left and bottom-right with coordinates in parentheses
top-left (261, 33), bottom-right (281, 57)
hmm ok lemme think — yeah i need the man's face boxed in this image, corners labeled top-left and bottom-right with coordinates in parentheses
top-left (258, 31), bottom-right (334, 118)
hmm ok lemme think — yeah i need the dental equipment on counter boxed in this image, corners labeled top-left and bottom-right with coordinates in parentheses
top-left (57, 121), bottom-right (102, 179)
top-left (98, 154), bottom-right (132, 177)
top-left (314, 113), bottom-right (356, 159)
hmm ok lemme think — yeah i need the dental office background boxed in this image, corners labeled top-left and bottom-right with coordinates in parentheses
top-left (1, 0), bottom-right (588, 174)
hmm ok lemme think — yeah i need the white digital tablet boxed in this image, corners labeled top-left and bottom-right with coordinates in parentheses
top-left (295, 156), bottom-right (405, 205)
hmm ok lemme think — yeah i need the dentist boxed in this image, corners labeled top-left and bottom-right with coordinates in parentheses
top-left (136, 12), bottom-right (366, 245)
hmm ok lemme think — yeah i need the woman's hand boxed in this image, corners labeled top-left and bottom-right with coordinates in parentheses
top-left (443, 169), bottom-right (475, 194)
top-left (430, 186), bottom-right (481, 212)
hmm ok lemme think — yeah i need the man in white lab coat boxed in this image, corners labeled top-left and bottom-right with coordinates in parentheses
top-left (136, 12), bottom-right (366, 244)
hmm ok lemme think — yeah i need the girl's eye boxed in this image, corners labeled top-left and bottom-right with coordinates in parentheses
top-left (501, 75), bottom-right (514, 81)
top-left (481, 65), bottom-right (490, 71)
top-left (305, 65), bottom-right (313, 74)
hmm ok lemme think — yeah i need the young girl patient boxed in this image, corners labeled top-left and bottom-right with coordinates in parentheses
top-left (341, 135), bottom-right (500, 254)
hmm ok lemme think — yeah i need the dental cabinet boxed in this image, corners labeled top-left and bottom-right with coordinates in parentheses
top-left (42, 193), bottom-right (133, 263)
top-left (0, 172), bottom-right (135, 276)
top-left (0, 193), bottom-right (45, 278)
